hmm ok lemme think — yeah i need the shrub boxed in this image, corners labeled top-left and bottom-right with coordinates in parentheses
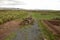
top-left (0, 19), bottom-right (3, 24)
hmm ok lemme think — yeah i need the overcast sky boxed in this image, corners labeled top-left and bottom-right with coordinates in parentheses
top-left (0, 0), bottom-right (60, 10)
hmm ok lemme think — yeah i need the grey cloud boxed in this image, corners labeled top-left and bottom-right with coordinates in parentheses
top-left (0, 0), bottom-right (25, 5)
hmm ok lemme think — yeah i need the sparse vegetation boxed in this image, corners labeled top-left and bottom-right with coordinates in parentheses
top-left (0, 10), bottom-right (60, 40)
top-left (0, 10), bottom-right (28, 24)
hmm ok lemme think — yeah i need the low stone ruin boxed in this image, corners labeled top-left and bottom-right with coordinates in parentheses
top-left (20, 17), bottom-right (34, 25)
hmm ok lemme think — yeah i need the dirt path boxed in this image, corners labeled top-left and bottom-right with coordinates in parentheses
top-left (12, 20), bottom-right (44, 40)
top-left (0, 20), bottom-right (21, 40)
top-left (0, 19), bottom-right (44, 40)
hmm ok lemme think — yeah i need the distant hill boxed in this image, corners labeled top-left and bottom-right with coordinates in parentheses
top-left (0, 8), bottom-right (60, 12)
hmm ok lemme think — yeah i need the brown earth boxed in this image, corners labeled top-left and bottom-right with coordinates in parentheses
top-left (48, 20), bottom-right (60, 26)
top-left (0, 17), bottom-right (34, 40)
top-left (0, 19), bottom-right (21, 40)
top-left (41, 20), bottom-right (60, 40)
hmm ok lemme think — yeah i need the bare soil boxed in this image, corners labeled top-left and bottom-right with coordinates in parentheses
top-left (48, 20), bottom-right (60, 26)
top-left (0, 20), bottom-right (21, 40)
top-left (42, 20), bottom-right (60, 40)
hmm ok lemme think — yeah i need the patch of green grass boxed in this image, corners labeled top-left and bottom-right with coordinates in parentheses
top-left (0, 19), bottom-right (3, 24)
top-left (31, 13), bottom-right (57, 20)
top-left (4, 32), bottom-right (16, 40)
